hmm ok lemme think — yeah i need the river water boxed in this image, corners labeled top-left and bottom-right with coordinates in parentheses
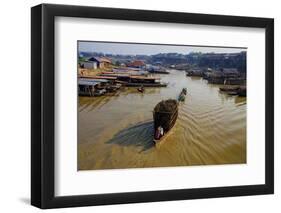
top-left (78, 69), bottom-right (246, 170)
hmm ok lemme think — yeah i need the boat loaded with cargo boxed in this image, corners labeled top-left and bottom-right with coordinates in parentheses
top-left (153, 99), bottom-right (179, 146)
top-left (153, 88), bottom-right (187, 146)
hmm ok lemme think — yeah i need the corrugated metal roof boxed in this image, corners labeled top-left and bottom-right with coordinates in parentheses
top-left (78, 80), bottom-right (99, 86)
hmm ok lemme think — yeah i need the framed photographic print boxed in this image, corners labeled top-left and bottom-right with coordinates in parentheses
top-left (31, 3), bottom-right (274, 209)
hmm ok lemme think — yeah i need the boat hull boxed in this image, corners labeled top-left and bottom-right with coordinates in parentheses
top-left (126, 82), bottom-right (167, 87)
top-left (153, 100), bottom-right (178, 147)
top-left (154, 124), bottom-right (175, 147)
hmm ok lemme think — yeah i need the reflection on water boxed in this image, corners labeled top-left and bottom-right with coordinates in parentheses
top-left (78, 70), bottom-right (246, 170)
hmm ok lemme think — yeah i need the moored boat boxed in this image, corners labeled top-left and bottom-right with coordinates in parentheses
top-left (137, 86), bottom-right (145, 93)
top-left (178, 94), bottom-right (185, 102)
top-left (182, 88), bottom-right (187, 95)
top-left (153, 99), bottom-right (178, 146)
top-left (125, 82), bottom-right (167, 87)
top-left (226, 91), bottom-right (238, 96)
top-left (237, 86), bottom-right (247, 97)
top-left (220, 85), bottom-right (246, 97)
top-left (93, 89), bottom-right (106, 96)
top-left (148, 70), bottom-right (170, 74)
top-left (219, 85), bottom-right (239, 92)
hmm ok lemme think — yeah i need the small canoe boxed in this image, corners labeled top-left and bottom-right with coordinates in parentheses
top-left (182, 88), bottom-right (187, 95)
top-left (178, 88), bottom-right (187, 102)
top-left (178, 94), bottom-right (185, 102)
top-left (137, 87), bottom-right (145, 93)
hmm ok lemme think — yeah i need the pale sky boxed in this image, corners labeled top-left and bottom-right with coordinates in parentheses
top-left (78, 41), bottom-right (246, 55)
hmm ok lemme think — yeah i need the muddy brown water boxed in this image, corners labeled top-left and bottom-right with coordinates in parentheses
top-left (78, 69), bottom-right (246, 170)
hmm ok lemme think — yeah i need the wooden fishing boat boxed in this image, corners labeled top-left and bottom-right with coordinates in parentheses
top-left (226, 91), bottom-right (238, 96)
top-left (238, 86), bottom-right (247, 97)
top-left (148, 70), bottom-right (170, 74)
top-left (178, 94), bottom-right (185, 102)
top-left (220, 85), bottom-right (246, 96)
top-left (178, 88), bottom-right (187, 102)
top-left (153, 99), bottom-right (178, 146)
top-left (182, 88), bottom-right (187, 95)
top-left (137, 87), bottom-right (145, 93)
top-left (125, 82), bottom-right (167, 87)
top-left (219, 85), bottom-right (239, 92)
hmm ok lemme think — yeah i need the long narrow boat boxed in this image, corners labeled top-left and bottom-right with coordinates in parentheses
top-left (237, 86), bottom-right (247, 97)
top-left (137, 87), bottom-right (145, 93)
top-left (178, 88), bottom-right (187, 102)
top-left (219, 85), bottom-right (239, 92)
top-left (153, 99), bottom-right (178, 146)
top-left (226, 91), bottom-right (238, 96)
top-left (219, 85), bottom-right (246, 97)
top-left (148, 70), bottom-right (170, 74)
top-left (125, 82), bottom-right (168, 87)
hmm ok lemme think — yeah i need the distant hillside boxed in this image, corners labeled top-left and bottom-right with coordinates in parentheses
top-left (79, 51), bottom-right (247, 73)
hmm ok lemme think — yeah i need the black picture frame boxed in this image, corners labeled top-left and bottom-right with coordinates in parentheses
top-left (31, 3), bottom-right (274, 209)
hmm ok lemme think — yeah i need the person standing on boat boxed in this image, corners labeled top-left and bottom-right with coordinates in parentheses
top-left (159, 126), bottom-right (164, 136)
top-left (155, 126), bottom-right (160, 139)
top-left (155, 126), bottom-right (164, 139)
